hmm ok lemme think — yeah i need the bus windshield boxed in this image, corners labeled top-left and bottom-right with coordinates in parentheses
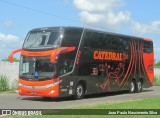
top-left (23, 30), bottom-right (61, 49)
top-left (19, 56), bottom-right (57, 80)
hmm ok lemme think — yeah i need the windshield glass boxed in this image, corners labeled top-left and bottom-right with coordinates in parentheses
top-left (23, 30), bottom-right (61, 48)
top-left (20, 56), bottom-right (57, 80)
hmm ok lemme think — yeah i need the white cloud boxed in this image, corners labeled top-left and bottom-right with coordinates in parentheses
top-left (73, 0), bottom-right (160, 34)
top-left (73, 0), bottom-right (131, 31)
top-left (73, 0), bottom-right (124, 12)
top-left (79, 11), bottom-right (103, 23)
top-left (0, 33), bottom-right (19, 42)
top-left (0, 33), bottom-right (22, 61)
top-left (132, 21), bottom-right (160, 34)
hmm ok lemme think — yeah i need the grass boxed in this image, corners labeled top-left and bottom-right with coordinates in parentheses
top-left (154, 76), bottom-right (160, 86)
top-left (0, 75), bottom-right (18, 93)
top-left (154, 64), bottom-right (160, 69)
top-left (0, 75), bottom-right (9, 91)
top-left (3, 98), bottom-right (160, 118)
top-left (81, 98), bottom-right (160, 109)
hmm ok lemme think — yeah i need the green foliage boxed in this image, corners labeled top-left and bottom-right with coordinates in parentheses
top-left (154, 60), bottom-right (160, 68)
top-left (2, 56), bottom-right (19, 62)
top-left (0, 75), bottom-right (18, 92)
top-left (154, 76), bottom-right (160, 86)
top-left (0, 75), bottom-right (9, 91)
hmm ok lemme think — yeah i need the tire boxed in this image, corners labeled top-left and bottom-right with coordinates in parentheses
top-left (129, 81), bottom-right (136, 93)
top-left (75, 83), bottom-right (85, 100)
top-left (135, 81), bottom-right (143, 93)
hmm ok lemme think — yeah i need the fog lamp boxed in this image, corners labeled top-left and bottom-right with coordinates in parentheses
top-left (49, 90), bottom-right (55, 94)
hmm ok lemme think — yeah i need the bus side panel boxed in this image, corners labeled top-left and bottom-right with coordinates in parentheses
top-left (58, 75), bottom-right (78, 97)
top-left (143, 53), bottom-right (154, 85)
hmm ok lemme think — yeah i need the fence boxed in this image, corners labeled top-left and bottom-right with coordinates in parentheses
top-left (154, 68), bottom-right (160, 78)
top-left (0, 62), bottom-right (19, 86)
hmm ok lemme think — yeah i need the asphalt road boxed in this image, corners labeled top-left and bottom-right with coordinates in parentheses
top-left (0, 86), bottom-right (160, 109)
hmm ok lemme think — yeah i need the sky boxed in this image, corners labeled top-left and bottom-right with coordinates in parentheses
top-left (0, 0), bottom-right (160, 61)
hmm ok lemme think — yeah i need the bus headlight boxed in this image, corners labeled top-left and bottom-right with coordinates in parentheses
top-left (19, 83), bottom-right (24, 87)
top-left (49, 90), bottom-right (55, 94)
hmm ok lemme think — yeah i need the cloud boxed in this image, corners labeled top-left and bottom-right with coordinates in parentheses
top-left (0, 33), bottom-right (19, 42)
top-left (73, 0), bottom-right (160, 34)
top-left (73, 0), bottom-right (131, 31)
top-left (131, 21), bottom-right (160, 34)
top-left (73, 0), bottom-right (124, 12)
top-left (0, 33), bottom-right (22, 61)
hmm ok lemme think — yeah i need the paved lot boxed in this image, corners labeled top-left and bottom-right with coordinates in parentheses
top-left (0, 86), bottom-right (159, 109)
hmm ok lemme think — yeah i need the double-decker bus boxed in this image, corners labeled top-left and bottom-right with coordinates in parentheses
top-left (10, 27), bottom-right (154, 99)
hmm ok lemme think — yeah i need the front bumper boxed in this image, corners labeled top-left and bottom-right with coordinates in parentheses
top-left (18, 78), bottom-right (60, 97)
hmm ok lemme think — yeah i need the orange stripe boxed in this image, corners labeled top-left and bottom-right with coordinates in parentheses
top-left (21, 50), bottom-right (53, 56)
top-left (18, 78), bottom-right (59, 86)
top-left (138, 40), bottom-right (141, 77)
top-left (120, 39), bottom-right (133, 87)
top-left (144, 38), bottom-right (152, 42)
top-left (20, 47), bottom-right (76, 63)
top-left (21, 47), bottom-right (76, 56)
top-left (134, 39), bottom-right (137, 76)
top-left (123, 39), bottom-right (135, 87)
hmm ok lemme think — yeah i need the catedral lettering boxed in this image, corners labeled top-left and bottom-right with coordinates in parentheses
top-left (94, 51), bottom-right (123, 61)
top-left (9, 26), bottom-right (154, 100)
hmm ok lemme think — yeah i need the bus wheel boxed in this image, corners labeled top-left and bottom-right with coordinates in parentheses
top-left (75, 83), bottom-right (84, 100)
top-left (135, 81), bottom-right (143, 93)
top-left (129, 80), bottom-right (135, 93)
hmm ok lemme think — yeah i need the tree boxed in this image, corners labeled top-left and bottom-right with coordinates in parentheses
top-left (2, 56), bottom-right (19, 62)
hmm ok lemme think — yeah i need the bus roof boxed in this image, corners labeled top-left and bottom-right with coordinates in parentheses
top-left (30, 26), bottom-right (152, 41)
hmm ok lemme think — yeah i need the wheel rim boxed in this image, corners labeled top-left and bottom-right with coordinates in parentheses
top-left (76, 85), bottom-right (83, 98)
top-left (130, 82), bottom-right (135, 92)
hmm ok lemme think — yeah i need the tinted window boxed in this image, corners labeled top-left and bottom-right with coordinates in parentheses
top-left (84, 31), bottom-right (130, 51)
top-left (83, 31), bottom-right (99, 48)
top-left (109, 35), bottom-right (124, 50)
top-left (98, 33), bottom-right (108, 49)
top-left (61, 29), bottom-right (83, 47)
top-left (143, 41), bottom-right (153, 53)
top-left (120, 37), bottom-right (130, 51)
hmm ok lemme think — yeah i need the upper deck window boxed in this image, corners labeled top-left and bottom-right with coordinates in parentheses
top-left (23, 30), bottom-right (61, 49)
top-left (61, 29), bottom-right (83, 47)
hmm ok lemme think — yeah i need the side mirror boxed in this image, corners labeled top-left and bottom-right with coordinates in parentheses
top-left (9, 49), bottom-right (22, 63)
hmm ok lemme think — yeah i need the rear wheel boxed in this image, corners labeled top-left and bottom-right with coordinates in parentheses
top-left (129, 80), bottom-right (136, 93)
top-left (75, 83), bottom-right (84, 100)
top-left (135, 81), bottom-right (143, 93)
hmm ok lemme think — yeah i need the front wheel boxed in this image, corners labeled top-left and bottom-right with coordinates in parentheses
top-left (75, 83), bottom-right (84, 100)
top-left (129, 81), bottom-right (136, 93)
